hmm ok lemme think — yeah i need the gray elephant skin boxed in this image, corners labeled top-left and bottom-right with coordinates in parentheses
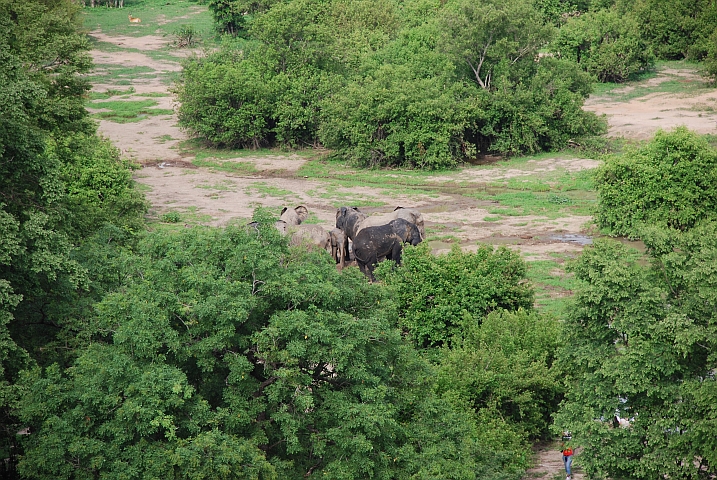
top-left (352, 218), bottom-right (422, 282)
top-left (280, 205), bottom-right (309, 225)
top-left (329, 228), bottom-right (348, 268)
top-left (355, 206), bottom-right (425, 239)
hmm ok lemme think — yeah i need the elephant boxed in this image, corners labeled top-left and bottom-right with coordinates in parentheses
top-left (335, 206), bottom-right (366, 243)
top-left (287, 223), bottom-right (332, 253)
top-left (329, 228), bottom-right (348, 268)
top-left (280, 205), bottom-right (309, 225)
top-left (355, 206), bottom-right (425, 240)
top-left (352, 218), bottom-right (422, 282)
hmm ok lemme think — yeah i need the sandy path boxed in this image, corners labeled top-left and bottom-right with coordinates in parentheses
top-left (523, 443), bottom-right (585, 480)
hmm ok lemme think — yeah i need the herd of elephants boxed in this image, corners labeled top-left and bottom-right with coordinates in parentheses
top-left (269, 205), bottom-right (425, 281)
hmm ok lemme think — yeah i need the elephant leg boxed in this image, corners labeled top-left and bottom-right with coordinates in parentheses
top-left (339, 244), bottom-right (346, 268)
top-left (392, 242), bottom-right (403, 267)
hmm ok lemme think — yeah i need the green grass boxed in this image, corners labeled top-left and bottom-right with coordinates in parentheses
top-left (526, 257), bottom-right (579, 316)
top-left (191, 158), bottom-right (258, 174)
top-left (82, 0), bottom-right (216, 40)
top-left (244, 182), bottom-right (297, 200)
top-left (196, 180), bottom-right (236, 191)
top-left (88, 87), bottom-right (136, 99)
top-left (88, 99), bottom-right (174, 123)
top-left (590, 60), bottom-right (714, 102)
top-left (137, 92), bottom-right (171, 98)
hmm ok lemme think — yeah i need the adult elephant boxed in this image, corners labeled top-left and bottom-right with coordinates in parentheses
top-left (335, 206), bottom-right (367, 260)
top-left (287, 223), bottom-right (332, 253)
top-left (352, 218), bottom-right (422, 282)
top-left (280, 205), bottom-right (309, 225)
top-left (355, 206), bottom-right (425, 240)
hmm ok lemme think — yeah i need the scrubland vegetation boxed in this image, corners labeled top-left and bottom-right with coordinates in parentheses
top-left (1, 0), bottom-right (717, 478)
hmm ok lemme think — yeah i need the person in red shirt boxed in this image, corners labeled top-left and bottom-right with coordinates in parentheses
top-left (561, 432), bottom-right (574, 480)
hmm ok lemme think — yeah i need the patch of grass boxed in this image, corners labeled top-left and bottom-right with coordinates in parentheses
top-left (137, 92), bottom-right (171, 98)
top-left (244, 182), bottom-right (297, 200)
top-left (526, 258), bottom-right (578, 316)
top-left (590, 61), bottom-right (713, 102)
top-left (82, 0), bottom-right (216, 40)
top-left (161, 211), bottom-right (182, 223)
top-left (310, 186), bottom-right (387, 207)
top-left (88, 87), bottom-right (136, 100)
top-left (191, 158), bottom-right (258, 174)
top-left (474, 190), bottom-right (597, 218)
top-left (196, 180), bottom-right (236, 192)
top-left (154, 134), bottom-right (175, 144)
top-left (178, 139), bottom-right (320, 162)
top-left (88, 99), bottom-right (174, 123)
top-left (483, 216), bottom-right (503, 222)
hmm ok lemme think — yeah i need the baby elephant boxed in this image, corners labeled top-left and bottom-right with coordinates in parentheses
top-left (329, 228), bottom-right (348, 269)
top-left (352, 218), bottom-right (422, 282)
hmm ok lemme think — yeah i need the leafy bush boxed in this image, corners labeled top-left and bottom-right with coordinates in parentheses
top-left (319, 63), bottom-right (472, 169)
top-left (176, 57), bottom-right (280, 148)
top-left (378, 243), bottom-right (534, 347)
top-left (176, 0), bottom-right (607, 166)
top-left (631, 0), bottom-right (717, 61)
top-left (554, 231), bottom-right (717, 479)
top-left (16, 220), bottom-right (532, 479)
top-left (595, 127), bottom-right (717, 237)
top-left (436, 309), bottom-right (564, 440)
top-left (551, 7), bottom-right (654, 82)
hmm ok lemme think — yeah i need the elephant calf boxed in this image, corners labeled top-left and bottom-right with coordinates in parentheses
top-left (329, 228), bottom-right (348, 268)
top-left (352, 218), bottom-right (422, 282)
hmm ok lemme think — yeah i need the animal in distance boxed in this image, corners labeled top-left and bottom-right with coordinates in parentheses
top-left (128, 14), bottom-right (141, 23)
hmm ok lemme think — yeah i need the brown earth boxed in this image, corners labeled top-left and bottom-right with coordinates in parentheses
top-left (87, 25), bottom-right (716, 479)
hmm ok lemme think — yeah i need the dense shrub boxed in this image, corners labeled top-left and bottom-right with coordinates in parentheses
top-left (16, 220), bottom-right (533, 480)
top-left (595, 127), bottom-right (717, 237)
top-left (319, 64), bottom-right (473, 169)
top-left (176, 0), bottom-right (607, 165)
top-left (176, 57), bottom-right (280, 148)
top-left (475, 57), bottom-right (606, 155)
top-left (551, 7), bottom-right (654, 82)
top-left (631, 0), bottom-right (717, 61)
top-left (378, 243), bottom-right (534, 347)
top-left (436, 309), bottom-right (564, 440)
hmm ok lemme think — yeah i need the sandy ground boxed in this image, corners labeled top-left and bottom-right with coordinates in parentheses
top-left (583, 68), bottom-right (717, 140)
top-left (88, 31), bottom-right (717, 265)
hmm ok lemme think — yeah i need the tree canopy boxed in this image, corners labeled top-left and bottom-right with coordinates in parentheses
top-left (176, 0), bottom-right (605, 167)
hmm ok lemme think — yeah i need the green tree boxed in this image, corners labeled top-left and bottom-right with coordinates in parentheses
top-left (379, 243), bottom-right (534, 348)
top-left (551, 7), bottom-right (654, 82)
top-left (438, 0), bottom-right (553, 90)
top-left (0, 0), bottom-right (146, 468)
top-left (554, 232), bottom-right (717, 479)
top-left (595, 127), bottom-right (717, 237)
top-left (630, 0), bottom-right (717, 61)
top-left (17, 218), bottom-right (517, 479)
top-left (436, 309), bottom-right (563, 441)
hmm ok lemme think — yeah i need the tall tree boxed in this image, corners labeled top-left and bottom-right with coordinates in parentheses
top-left (438, 0), bottom-right (552, 89)
top-left (17, 218), bottom-right (520, 479)
top-left (554, 232), bottom-right (717, 478)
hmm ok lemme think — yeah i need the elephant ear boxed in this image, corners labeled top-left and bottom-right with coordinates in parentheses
top-left (295, 205), bottom-right (309, 223)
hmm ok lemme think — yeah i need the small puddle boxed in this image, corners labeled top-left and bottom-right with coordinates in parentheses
top-left (549, 234), bottom-right (594, 245)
